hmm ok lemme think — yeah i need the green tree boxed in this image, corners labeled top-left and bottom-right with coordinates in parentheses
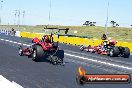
top-left (83, 21), bottom-right (90, 26)
top-left (116, 24), bottom-right (119, 27)
top-left (110, 21), bottom-right (116, 27)
top-left (92, 22), bottom-right (96, 26)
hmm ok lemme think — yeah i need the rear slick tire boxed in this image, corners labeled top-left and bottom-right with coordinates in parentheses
top-left (123, 47), bottom-right (130, 58)
top-left (32, 45), bottom-right (44, 62)
top-left (110, 46), bottom-right (120, 57)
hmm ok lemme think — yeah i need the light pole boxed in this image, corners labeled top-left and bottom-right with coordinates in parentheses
top-left (0, 0), bottom-right (3, 25)
top-left (14, 10), bottom-right (17, 25)
top-left (48, 0), bottom-right (52, 26)
top-left (17, 10), bottom-right (20, 27)
top-left (105, 1), bottom-right (109, 35)
top-left (22, 10), bottom-right (25, 25)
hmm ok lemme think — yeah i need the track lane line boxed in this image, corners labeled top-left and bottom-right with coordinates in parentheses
top-left (64, 53), bottom-right (132, 70)
top-left (64, 49), bottom-right (132, 66)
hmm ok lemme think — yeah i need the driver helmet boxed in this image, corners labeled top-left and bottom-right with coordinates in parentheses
top-left (32, 37), bottom-right (40, 43)
top-left (42, 35), bottom-right (49, 42)
top-left (101, 34), bottom-right (107, 40)
top-left (108, 37), bottom-right (117, 45)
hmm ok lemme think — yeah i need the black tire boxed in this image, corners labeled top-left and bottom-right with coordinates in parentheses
top-left (110, 46), bottom-right (120, 57)
top-left (80, 45), bottom-right (84, 51)
top-left (55, 50), bottom-right (64, 62)
top-left (32, 45), bottom-right (44, 62)
top-left (19, 46), bottom-right (23, 56)
top-left (51, 56), bottom-right (58, 65)
top-left (123, 47), bottom-right (130, 58)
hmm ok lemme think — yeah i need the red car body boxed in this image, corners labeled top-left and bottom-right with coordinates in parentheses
top-left (19, 37), bottom-right (54, 56)
top-left (80, 39), bottom-right (130, 58)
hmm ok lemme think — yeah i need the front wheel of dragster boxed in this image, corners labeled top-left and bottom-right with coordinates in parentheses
top-left (109, 46), bottom-right (120, 57)
top-left (50, 56), bottom-right (59, 65)
top-left (32, 45), bottom-right (44, 62)
top-left (50, 50), bottom-right (64, 65)
top-left (28, 48), bottom-right (33, 58)
top-left (80, 45), bottom-right (85, 51)
top-left (122, 47), bottom-right (130, 58)
top-left (19, 46), bottom-right (23, 56)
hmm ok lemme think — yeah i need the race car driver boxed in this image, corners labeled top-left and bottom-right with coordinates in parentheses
top-left (100, 34), bottom-right (108, 52)
top-left (101, 34), bottom-right (107, 40)
top-left (41, 35), bottom-right (53, 51)
top-left (42, 35), bottom-right (50, 43)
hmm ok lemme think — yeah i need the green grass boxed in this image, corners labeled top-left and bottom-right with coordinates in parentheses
top-left (0, 25), bottom-right (132, 42)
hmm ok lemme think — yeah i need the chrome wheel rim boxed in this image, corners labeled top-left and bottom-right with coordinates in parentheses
top-left (33, 50), bottom-right (36, 59)
top-left (19, 49), bottom-right (22, 55)
top-left (110, 50), bottom-right (113, 56)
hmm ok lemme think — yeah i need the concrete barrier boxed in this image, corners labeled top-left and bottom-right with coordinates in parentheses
top-left (0, 29), bottom-right (11, 35)
top-left (15, 31), bottom-right (20, 37)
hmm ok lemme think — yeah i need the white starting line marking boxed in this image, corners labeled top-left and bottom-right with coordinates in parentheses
top-left (14, 42), bottom-right (18, 44)
top-left (17, 43), bottom-right (22, 45)
top-left (0, 39), bottom-right (4, 41)
top-left (0, 38), bottom-right (132, 71)
top-left (0, 75), bottom-right (23, 88)
top-left (5, 40), bottom-right (9, 42)
top-left (23, 44), bottom-right (30, 46)
top-left (0, 38), bottom-right (30, 47)
top-left (9, 41), bottom-right (13, 43)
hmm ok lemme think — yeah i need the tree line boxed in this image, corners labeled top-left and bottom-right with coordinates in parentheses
top-left (83, 21), bottom-right (132, 27)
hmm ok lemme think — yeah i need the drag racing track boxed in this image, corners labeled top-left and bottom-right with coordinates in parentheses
top-left (0, 34), bottom-right (132, 88)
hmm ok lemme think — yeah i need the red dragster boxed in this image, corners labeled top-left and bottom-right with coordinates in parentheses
top-left (80, 38), bottom-right (130, 58)
top-left (19, 34), bottom-right (64, 65)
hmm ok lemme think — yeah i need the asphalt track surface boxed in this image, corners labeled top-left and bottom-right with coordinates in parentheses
top-left (0, 34), bottom-right (132, 88)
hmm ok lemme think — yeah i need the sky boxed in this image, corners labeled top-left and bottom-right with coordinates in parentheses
top-left (0, 0), bottom-right (132, 27)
